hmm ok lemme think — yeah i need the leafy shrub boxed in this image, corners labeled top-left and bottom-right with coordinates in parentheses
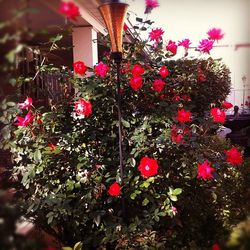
top-left (227, 216), bottom-right (250, 250)
top-left (0, 2), bottom-right (248, 250)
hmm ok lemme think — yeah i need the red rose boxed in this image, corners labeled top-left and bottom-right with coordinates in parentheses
top-left (131, 64), bottom-right (145, 76)
top-left (197, 160), bottom-right (214, 180)
top-left (119, 88), bottom-right (124, 94)
top-left (152, 79), bottom-right (165, 93)
top-left (207, 28), bottom-right (224, 41)
top-left (171, 126), bottom-right (191, 144)
top-left (37, 119), bottom-right (43, 125)
top-left (166, 40), bottom-right (178, 55)
top-left (59, 1), bottom-right (80, 20)
top-left (149, 28), bottom-right (164, 43)
top-left (160, 94), bottom-right (165, 100)
top-left (74, 98), bottom-right (92, 117)
top-left (15, 111), bottom-right (34, 127)
top-left (197, 39), bottom-right (214, 54)
top-left (48, 143), bottom-right (57, 151)
top-left (198, 73), bottom-right (206, 82)
top-left (138, 156), bottom-right (159, 178)
top-left (225, 147), bottom-right (243, 166)
top-left (178, 38), bottom-right (191, 49)
top-left (171, 125), bottom-right (184, 144)
top-left (108, 182), bottom-right (121, 196)
top-left (74, 61), bottom-right (87, 75)
top-left (176, 109), bottom-right (192, 123)
top-left (18, 97), bottom-right (33, 110)
top-left (123, 23), bottom-right (129, 31)
top-left (95, 62), bottom-right (109, 78)
top-left (210, 108), bottom-right (226, 123)
top-left (183, 127), bottom-right (192, 137)
top-left (222, 101), bottom-right (233, 109)
top-left (181, 95), bottom-right (191, 102)
top-left (145, 0), bottom-right (159, 9)
top-left (212, 243), bottom-right (221, 250)
top-left (130, 76), bottom-right (143, 91)
top-left (173, 94), bottom-right (181, 102)
top-left (159, 65), bottom-right (169, 78)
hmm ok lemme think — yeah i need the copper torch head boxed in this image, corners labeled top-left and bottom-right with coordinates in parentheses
top-left (99, 2), bottom-right (128, 54)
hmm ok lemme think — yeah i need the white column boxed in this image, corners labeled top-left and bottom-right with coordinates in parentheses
top-left (72, 27), bottom-right (98, 67)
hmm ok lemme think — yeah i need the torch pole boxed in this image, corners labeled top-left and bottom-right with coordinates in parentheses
top-left (113, 52), bottom-right (125, 219)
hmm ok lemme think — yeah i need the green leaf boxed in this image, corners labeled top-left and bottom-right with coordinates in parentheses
top-left (136, 17), bottom-right (143, 22)
top-left (34, 149), bottom-right (42, 163)
top-left (154, 216), bottom-right (159, 222)
top-left (47, 215), bottom-right (53, 224)
top-left (74, 242), bottom-right (83, 250)
top-left (156, 57), bottom-right (162, 62)
top-left (144, 20), bottom-right (154, 25)
top-left (1, 126), bottom-right (11, 140)
top-left (75, 182), bottom-right (81, 189)
top-left (163, 198), bottom-right (170, 206)
top-left (66, 180), bottom-right (75, 191)
top-left (158, 212), bottom-right (166, 217)
top-left (148, 177), bottom-right (155, 183)
top-left (62, 248), bottom-right (73, 250)
top-left (130, 193), bottom-right (137, 200)
top-left (27, 203), bottom-right (35, 213)
top-left (22, 172), bottom-right (30, 188)
top-left (130, 158), bottom-right (136, 167)
top-left (212, 192), bottom-right (217, 202)
top-left (172, 188), bottom-right (182, 196)
top-left (142, 198), bottom-right (149, 206)
top-left (94, 215), bottom-right (101, 227)
top-left (154, 208), bottom-right (159, 215)
top-left (46, 211), bottom-right (54, 218)
top-left (5, 44), bottom-right (24, 63)
top-left (6, 102), bottom-right (16, 107)
top-left (170, 195), bottom-right (178, 201)
top-left (140, 180), bottom-right (151, 189)
top-left (168, 187), bottom-right (173, 195)
top-left (122, 119), bottom-right (130, 128)
top-left (50, 34), bottom-right (63, 43)
top-left (1, 104), bottom-right (7, 110)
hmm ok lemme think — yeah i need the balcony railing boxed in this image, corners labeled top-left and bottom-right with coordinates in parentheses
top-left (227, 88), bottom-right (250, 115)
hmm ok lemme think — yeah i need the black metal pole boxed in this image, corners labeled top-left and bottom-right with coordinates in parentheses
top-left (116, 62), bottom-right (124, 185)
top-left (112, 52), bottom-right (125, 219)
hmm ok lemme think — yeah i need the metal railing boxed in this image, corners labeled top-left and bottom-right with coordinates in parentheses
top-left (19, 48), bottom-right (73, 106)
top-left (228, 88), bottom-right (250, 115)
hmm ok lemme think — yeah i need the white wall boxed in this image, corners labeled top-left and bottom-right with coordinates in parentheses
top-left (72, 27), bottom-right (98, 67)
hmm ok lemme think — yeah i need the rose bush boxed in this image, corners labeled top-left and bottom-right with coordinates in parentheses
top-left (0, 1), bottom-right (249, 249)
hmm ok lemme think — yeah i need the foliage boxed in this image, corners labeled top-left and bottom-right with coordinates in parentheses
top-left (0, 3), bottom-right (249, 250)
top-left (63, 242), bottom-right (83, 250)
top-left (0, 185), bottom-right (45, 250)
top-left (227, 217), bottom-right (250, 250)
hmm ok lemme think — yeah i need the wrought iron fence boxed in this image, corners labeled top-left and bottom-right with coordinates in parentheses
top-left (19, 48), bottom-right (73, 106)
